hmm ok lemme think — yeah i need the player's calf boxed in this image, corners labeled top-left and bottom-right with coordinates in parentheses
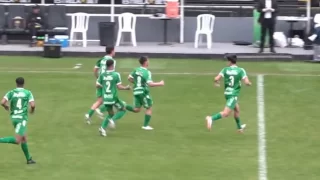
top-left (125, 104), bottom-right (140, 113)
top-left (142, 108), bottom-right (153, 130)
top-left (85, 98), bottom-right (103, 124)
top-left (205, 107), bottom-right (232, 130)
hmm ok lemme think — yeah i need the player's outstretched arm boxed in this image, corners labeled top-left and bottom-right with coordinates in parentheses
top-left (148, 80), bottom-right (164, 87)
top-left (242, 77), bottom-right (252, 86)
top-left (29, 101), bottom-right (35, 114)
top-left (0, 98), bottom-right (9, 111)
top-left (117, 84), bottom-right (131, 90)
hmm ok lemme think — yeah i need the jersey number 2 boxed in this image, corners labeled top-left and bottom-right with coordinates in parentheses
top-left (105, 81), bottom-right (111, 92)
top-left (229, 76), bottom-right (234, 87)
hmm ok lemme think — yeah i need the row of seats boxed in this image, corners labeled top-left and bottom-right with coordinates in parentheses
top-left (0, 5), bottom-right (68, 41)
top-left (185, 0), bottom-right (301, 7)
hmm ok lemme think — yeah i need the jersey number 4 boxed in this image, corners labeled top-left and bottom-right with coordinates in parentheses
top-left (229, 76), bottom-right (234, 87)
top-left (16, 98), bottom-right (22, 109)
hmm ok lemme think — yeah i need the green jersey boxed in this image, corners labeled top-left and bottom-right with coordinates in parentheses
top-left (3, 88), bottom-right (34, 118)
top-left (219, 65), bottom-right (247, 96)
top-left (95, 55), bottom-right (116, 75)
top-left (96, 71), bottom-right (122, 104)
top-left (129, 67), bottom-right (152, 95)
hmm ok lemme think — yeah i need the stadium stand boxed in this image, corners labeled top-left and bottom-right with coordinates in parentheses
top-left (1, 5), bottom-right (68, 44)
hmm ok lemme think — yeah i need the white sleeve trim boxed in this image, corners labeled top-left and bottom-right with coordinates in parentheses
top-left (94, 66), bottom-right (99, 69)
top-left (128, 75), bottom-right (133, 78)
top-left (242, 75), bottom-right (247, 80)
top-left (147, 80), bottom-right (153, 83)
top-left (219, 73), bottom-right (224, 77)
top-left (29, 99), bottom-right (34, 102)
top-left (3, 96), bottom-right (8, 101)
top-left (117, 82), bottom-right (122, 85)
top-left (96, 81), bottom-right (102, 86)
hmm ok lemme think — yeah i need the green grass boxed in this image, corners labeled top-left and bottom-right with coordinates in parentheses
top-left (0, 56), bottom-right (319, 180)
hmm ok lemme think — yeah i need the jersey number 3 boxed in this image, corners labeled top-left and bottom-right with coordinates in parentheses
top-left (137, 76), bottom-right (142, 87)
top-left (229, 76), bottom-right (234, 87)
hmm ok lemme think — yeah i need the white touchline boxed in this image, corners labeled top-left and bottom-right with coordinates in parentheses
top-left (257, 75), bottom-right (267, 180)
top-left (0, 69), bottom-right (319, 77)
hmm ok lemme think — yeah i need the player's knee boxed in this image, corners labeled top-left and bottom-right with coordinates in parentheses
top-left (145, 108), bottom-right (152, 115)
top-left (221, 111), bottom-right (230, 118)
top-left (133, 108), bottom-right (140, 113)
top-left (15, 137), bottom-right (22, 144)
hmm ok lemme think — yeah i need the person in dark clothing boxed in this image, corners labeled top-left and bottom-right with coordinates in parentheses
top-left (257, 0), bottom-right (278, 53)
top-left (26, 5), bottom-right (45, 46)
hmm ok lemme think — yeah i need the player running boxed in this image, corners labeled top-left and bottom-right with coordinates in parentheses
top-left (85, 46), bottom-right (117, 125)
top-left (205, 54), bottom-right (251, 133)
top-left (97, 60), bottom-right (130, 136)
top-left (125, 56), bottom-right (164, 130)
top-left (0, 77), bottom-right (36, 164)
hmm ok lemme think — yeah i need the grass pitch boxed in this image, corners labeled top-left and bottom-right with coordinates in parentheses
top-left (0, 56), bottom-right (319, 180)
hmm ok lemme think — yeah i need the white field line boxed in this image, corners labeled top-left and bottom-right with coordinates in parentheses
top-left (0, 69), bottom-right (319, 77)
top-left (257, 75), bottom-right (267, 180)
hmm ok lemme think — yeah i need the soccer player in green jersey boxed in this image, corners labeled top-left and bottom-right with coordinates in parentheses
top-left (85, 46), bottom-right (117, 125)
top-left (126, 56), bottom-right (164, 130)
top-left (0, 77), bottom-right (36, 164)
top-left (96, 60), bottom-right (130, 136)
top-left (206, 54), bottom-right (252, 133)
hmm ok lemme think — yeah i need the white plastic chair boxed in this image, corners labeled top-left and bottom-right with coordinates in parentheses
top-left (194, 14), bottom-right (215, 49)
top-left (314, 14), bottom-right (320, 25)
top-left (116, 12), bottom-right (137, 47)
top-left (70, 13), bottom-right (90, 47)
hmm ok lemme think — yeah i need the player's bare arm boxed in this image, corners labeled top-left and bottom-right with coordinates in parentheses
top-left (96, 82), bottom-right (102, 88)
top-left (1, 98), bottom-right (9, 111)
top-left (128, 76), bottom-right (134, 83)
top-left (214, 74), bottom-right (223, 87)
top-left (117, 84), bottom-right (131, 90)
top-left (242, 77), bottom-right (252, 86)
top-left (94, 67), bottom-right (99, 78)
top-left (29, 101), bottom-right (35, 114)
top-left (148, 80), bottom-right (164, 87)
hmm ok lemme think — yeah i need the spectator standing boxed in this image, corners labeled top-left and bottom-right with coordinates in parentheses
top-left (257, 0), bottom-right (278, 53)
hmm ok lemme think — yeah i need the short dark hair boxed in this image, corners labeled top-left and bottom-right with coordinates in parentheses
top-left (106, 59), bottom-right (114, 68)
top-left (16, 77), bottom-right (24, 86)
top-left (139, 56), bottom-right (148, 65)
top-left (32, 5), bottom-right (40, 10)
top-left (105, 46), bottom-right (114, 55)
top-left (225, 53), bottom-right (237, 64)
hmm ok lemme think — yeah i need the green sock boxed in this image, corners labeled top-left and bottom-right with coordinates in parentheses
top-left (112, 110), bottom-right (126, 121)
top-left (101, 114), bottom-right (113, 129)
top-left (125, 105), bottom-right (135, 112)
top-left (0, 136), bottom-right (16, 144)
top-left (235, 117), bottom-right (242, 129)
top-left (211, 113), bottom-right (222, 121)
top-left (99, 105), bottom-right (107, 112)
top-left (21, 142), bottom-right (31, 160)
top-left (101, 118), bottom-right (109, 129)
top-left (87, 109), bottom-right (95, 117)
top-left (143, 114), bottom-right (151, 127)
